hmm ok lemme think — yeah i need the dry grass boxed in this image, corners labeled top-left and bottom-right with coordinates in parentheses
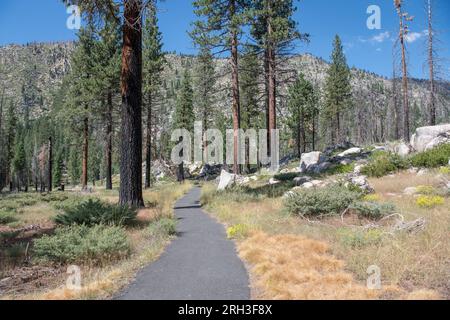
top-left (240, 232), bottom-right (379, 300)
top-left (202, 170), bottom-right (449, 299)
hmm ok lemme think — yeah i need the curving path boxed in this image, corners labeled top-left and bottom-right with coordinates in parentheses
top-left (117, 186), bottom-right (250, 300)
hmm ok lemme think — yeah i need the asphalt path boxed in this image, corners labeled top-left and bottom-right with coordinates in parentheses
top-left (117, 186), bottom-right (250, 300)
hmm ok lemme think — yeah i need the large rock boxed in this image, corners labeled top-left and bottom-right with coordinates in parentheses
top-left (299, 151), bottom-right (322, 173)
top-left (348, 174), bottom-right (374, 193)
top-left (293, 176), bottom-right (312, 186)
top-left (338, 147), bottom-right (362, 158)
top-left (217, 170), bottom-right (236, 191)
top-left (424, 131), bottom-right (450, 151)
top-left (410, 124), bottom-right (450, 152)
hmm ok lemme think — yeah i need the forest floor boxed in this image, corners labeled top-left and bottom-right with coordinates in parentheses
top-left (201, 169), bottom-right (449, 300)
top-left (0, 181), bottom-right (192, 300)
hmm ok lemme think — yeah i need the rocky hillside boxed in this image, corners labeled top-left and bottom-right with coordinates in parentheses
top-left (1, 42), bottom-right (449, 126)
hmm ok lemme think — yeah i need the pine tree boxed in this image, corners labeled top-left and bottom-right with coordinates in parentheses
top-left (65, 26), bottom-right (97, 191)
top-left (13, 132), bottom-right (27, 191)
top-left (5, 101), bottom-right (17, 191)
top-left (324, 35), bottom-right (352, 144)
top-left (173, 69), bottom-right (195, 132)
top-left (194, 46), bottom-right (216, 162)
top-left (92, 14), bottom-right (121, 190)
top-left (173, 69), bottom-right (195, 181)
top-left (191, 0), bottom-right (250, 174)
top-left (240, 48), bottom-right (263, 172)
top-left (63, 0), bottom-right (145, 206)
top-left (53, 148), bottom-right (65, 190)
top-left (251, 0), bottom-right (307, 154)
top-left (143, 1), bottom-right (166, 188)
top-left (287, 73), bottom-right (318, 156)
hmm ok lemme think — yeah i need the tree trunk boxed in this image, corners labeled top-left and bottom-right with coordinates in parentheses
top-left (230, 0), bottom-right (241, 175)
top-left (392, 60), bottom-right (401, 140)
top-left (145, 92), bottom-right (152, 189)
top-left (82, 115), bottom-right (89, 190)
top-left (119, 0), bottom-right (144, 207)
top-left (106, 91), bottom-right (113, 190)
top-left (427, 0), bottom-right (436, 125)
top-left (267, 34), bottom-right (276, 158)
top-left (398, 7), bottom-right (410, 141)
top-left (312, 114), bottom-right (316, 151)
top-left (48, 136), bottom-right (53, 192)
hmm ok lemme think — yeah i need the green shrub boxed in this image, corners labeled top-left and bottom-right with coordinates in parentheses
top-left (409, 144), bottom-right (450, 168)
top-left (361, 151), bottom-right (408, 177)
top-left (327, 163), bottom-right (354, 175)
top-left (54, 199), bottom-right (137, 227)
top-left (39, 192), bottom-right (69, 202)
top-left (284, 185), bottom-right (361, 217)
top-left (0, 211), bottom-right (17, 224)
top-left (226, 224), bottom-right (250, 239)
top-left (33, 225), bottom-right (130, 264)
top-left (439, 166), bottom-right (450, 175)
top-left (148, 218), bottom-right (177, 237)
top-left (349, 201), bottom-right (395, 219)
top-left (339, 229), bottom-right (384, 248)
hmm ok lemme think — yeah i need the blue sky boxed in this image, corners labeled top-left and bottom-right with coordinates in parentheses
top-left (0, 0), bottom-right (449, 80)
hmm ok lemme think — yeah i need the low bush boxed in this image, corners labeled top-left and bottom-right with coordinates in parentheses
top-left (0, 211), bottom-right (17, 224)
top-left (349, 201), bottom-right (395, 219)
top-left (339, 229), bottom-right (384, 248)
top-left (284, 185), bottom-right (361, 217)
top-left (54, 199), bottom-right (137, 227)
top-left (33, 225), bottom-right (130, 264)
top-left (416, 195), bottom-right (445, 208)
top-left (148, 218), bottom-right (177, 237)
top-left (409, 144), bottom-right (450, 168)
top-left (361, 151), bottom-right (408, 177)
top-left (226, 224), bottom-right (250, 239)
top-left (327, 163), bottom-right (354, 175)
top-left (39, 192), bottom-right (69, 202)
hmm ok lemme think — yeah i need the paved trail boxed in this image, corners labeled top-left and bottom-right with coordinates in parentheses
top-left (117, 186), bottom-right (250, 300)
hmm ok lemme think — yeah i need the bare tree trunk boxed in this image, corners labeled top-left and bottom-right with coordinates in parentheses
top-left (48, 136), bottom-right (53, 192)
top-left (267, 0), bottom-right (276, 156)
top-left (145, 93), bottom-right (152, 189)
top-left (312, 114), bottom-right (316, 151)
top-left (396, 3), bottom-right (410, 141)
top-left (82, 114), bottom-right (88, 190)
top-left (230, 0), bottom-right (241, 175)
top-left (106, 91), bottom-right (113, 190)
top-left (427, 0), bottom-right (436, 125)
top-left (120, 0), bottom-right (144, 207)
top-left (392, 58), bottom-right (401, 140)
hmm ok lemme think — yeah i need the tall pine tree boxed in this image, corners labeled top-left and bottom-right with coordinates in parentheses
top-left (324, 35), bottom-right (352, 144)
top-left (143, 1), bottom-right (166, 188)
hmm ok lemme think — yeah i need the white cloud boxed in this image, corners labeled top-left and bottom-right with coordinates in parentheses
top-left (404, 30), bottom-right (428, 43)
top-left (371, 31), bottom-right (390, 43)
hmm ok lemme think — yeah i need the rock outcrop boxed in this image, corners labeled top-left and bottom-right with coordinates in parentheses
top-left (410, 124), bottom-right (450, 152)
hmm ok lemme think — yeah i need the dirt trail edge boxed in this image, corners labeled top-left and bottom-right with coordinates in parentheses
top-left (117, 186), bottom-right (250, 300)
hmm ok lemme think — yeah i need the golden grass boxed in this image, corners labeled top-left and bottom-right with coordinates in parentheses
top-left (202, 171), bottom-right (449, 299)
top-left (239, 232), bottom-right (378, 300)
